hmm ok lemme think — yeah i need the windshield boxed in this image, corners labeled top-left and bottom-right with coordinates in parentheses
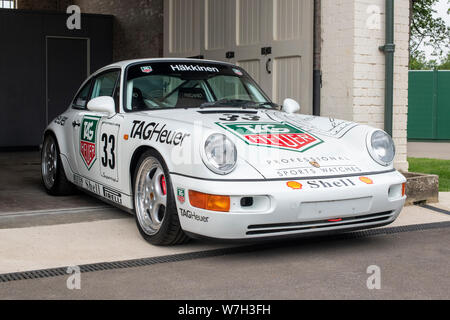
top-left (124, 62), bottom-right (273, 111)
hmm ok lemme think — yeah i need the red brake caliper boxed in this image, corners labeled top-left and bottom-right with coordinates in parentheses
top-left (160, 176), bottom-right (167, 196)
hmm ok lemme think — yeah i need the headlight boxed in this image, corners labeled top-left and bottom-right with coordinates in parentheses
top-left (203, 134), bottom-right (237, 175)
top-left (367, 130), bottom-right (395, 166)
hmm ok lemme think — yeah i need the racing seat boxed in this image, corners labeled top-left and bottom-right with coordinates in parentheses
top-left (132, 87), bottom-right (147, 110)
top-left (175, 87), bottom-right (208, 108)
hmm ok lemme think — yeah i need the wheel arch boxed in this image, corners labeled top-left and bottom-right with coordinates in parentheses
top-left (129, 145), bottom-right (166, 187)
top-left (43, 129), bottom-right (57, 141)
top-left (42, 129), bottom-right (62, 156)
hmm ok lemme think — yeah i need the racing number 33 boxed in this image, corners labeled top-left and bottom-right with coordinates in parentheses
top-left (100, 123), bottom-right (120, 182)
top-left (101, 133), bottom-right (115, 169)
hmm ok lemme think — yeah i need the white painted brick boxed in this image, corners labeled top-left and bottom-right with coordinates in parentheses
top-left (321, 0), bottom-right (409, 170)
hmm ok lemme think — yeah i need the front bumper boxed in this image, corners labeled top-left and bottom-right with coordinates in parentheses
top-left (171, 170), bottom-right (406, 240)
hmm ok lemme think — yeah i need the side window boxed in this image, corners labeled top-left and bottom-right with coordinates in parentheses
top-left (91, 71), bottom-right (120, 99)
top-left (126, 75), bottom-right (184, 111)
top-left (72, 80), bottom-right (92, 109)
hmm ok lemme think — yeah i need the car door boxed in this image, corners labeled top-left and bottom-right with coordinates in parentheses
top-left (61, 79), bottom-right (93, 176)
top-left (72, 69), bottom-right (121, 197)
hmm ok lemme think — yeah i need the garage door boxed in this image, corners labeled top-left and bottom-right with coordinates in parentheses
top-left (164, 0), bottom-right (313, 114)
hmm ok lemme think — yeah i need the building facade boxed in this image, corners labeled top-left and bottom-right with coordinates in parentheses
top-left (321, 0), bottom-right (409, 171)
top-left (14, 0), bottom-right (409, 171)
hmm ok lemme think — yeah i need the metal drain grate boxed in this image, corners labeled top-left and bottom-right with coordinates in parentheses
top-left (420, 204), bottom-right (450, 216)
top-left (1, 221), bottom-right (449, 283)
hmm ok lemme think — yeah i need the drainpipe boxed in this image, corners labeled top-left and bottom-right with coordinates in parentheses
top-left (379, 0), bottom-right (395, 136)
top-left (313, 0), bottom-right (321, 116)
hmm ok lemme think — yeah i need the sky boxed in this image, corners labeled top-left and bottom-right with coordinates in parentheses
top-left (421, 0), bottom-right (450, 61)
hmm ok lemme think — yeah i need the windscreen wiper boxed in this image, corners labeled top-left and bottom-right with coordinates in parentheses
top-left (200, 100), bottom-right (278, 109)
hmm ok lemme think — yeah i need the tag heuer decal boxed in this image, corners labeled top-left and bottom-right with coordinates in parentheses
top-left (141, 66), bottom-right (153, 73)
top-left (217, 122), bottom-right (323, 153)
top-left (80, 116), bottom-right (101, 170)
top-left (177, 188), bottom-right (186, 204)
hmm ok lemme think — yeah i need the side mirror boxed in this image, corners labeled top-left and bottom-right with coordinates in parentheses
top-left (87, 96), bottom-right (116, 116)
top-left (282, 98), bottom-right (300, 114)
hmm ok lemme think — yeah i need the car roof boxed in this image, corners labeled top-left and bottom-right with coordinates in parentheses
top-left (94, 58), bottom-right (237, 74)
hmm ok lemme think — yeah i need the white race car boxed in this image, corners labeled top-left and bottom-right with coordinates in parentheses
top-left (41, 58), bottom-right (406, 245)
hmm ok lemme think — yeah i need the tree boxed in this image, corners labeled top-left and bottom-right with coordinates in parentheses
top-left (410, 51), bottom-right (433, 69)
top-left (437, 52), bottom-right (450, 69)
top-left (409, 0), bottom-right (450, 69)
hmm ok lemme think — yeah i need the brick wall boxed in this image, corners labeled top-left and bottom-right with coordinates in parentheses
top-left (321, 0), bottom-right (409, 171)
top-left (320, 0), bottom-right (355, 122)
top-left (18, 0), bottom-right (57, 10)
top-left (392, 0), bottom-right (410, 171)
top-left (18, 0), bottom-right (163, 62)
top-left (74, 0), bottom-right (163, 62)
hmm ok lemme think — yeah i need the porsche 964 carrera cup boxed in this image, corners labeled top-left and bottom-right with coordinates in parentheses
top-left (41, 58), bottom-right (406, 245)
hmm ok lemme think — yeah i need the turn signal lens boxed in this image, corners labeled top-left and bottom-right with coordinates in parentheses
top-left (402, 183), bottom-right (406, 197)
top-left (189, 190), bottom-right (230, 212)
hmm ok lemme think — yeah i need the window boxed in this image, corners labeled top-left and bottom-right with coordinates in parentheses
top-left (0, 0), bottom-right (17, 9)
top-left (91, 71), bottom-right (120, 99)
top-left (72, 80), bottom-right (92, 109)
top-left (207, 76), bottom-right (265, 102)
top-left (124, 62), bottom-right (271, 111)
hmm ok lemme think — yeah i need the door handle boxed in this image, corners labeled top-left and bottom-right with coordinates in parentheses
top-left (72, 121), bottom-right (81, 128)
top-left (266, 58), bottom-right (272, 74)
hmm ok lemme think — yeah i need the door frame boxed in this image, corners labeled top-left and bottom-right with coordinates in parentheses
top-left (45, 36), bottom-right (91, 125)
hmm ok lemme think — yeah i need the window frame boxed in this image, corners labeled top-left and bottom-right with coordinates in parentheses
top-left (71, 68), bottom-right (122, 112)
top-left (71, 79), bottom-right (93, 110)
top-left (122, 61), bottom-right (272, 113)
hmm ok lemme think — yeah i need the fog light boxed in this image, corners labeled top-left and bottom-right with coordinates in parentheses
top-left (189, 190), bottom-right (230, 212)
top-left (389, 183), bottom-right (405, 200)
top-left (240, 197), bottom-right (254, 207)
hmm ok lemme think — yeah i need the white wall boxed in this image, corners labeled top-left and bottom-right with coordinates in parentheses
top-left (321, 0), bottom-right (409, 171)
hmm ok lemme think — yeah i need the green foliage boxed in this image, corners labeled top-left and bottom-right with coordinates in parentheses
top-left (410, 51), bottom-right (434, 69)
top-left (408, 157), bottom-right (450, 191)
top-left (410, 52), bottom-right (450, 69)
top-left (436, 52), bottom-right (450, 69)
top-left (410, 0), bottom-right (450, 69)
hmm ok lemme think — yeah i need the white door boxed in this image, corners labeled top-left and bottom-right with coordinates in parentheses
top-left (267, 0), bottom-right (314, 113)
top-left (164, 0), bottom-right (202, 58)
top-left (164, 0), bottom-right (313, 114)
top-left (232, 0), bottom-right (271, 94)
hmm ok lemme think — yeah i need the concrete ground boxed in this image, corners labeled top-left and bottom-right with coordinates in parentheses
top-left (439, 192), bottom-right (450, 208)
top-left (0, 152), bottom-right (104, 214)
top-left (0, 227), bottom-right (448, 300)
top-left (408, 142), bottom-right (450, 160)
top-left (0, 202), bottom-right (449, 275)
top-left (0, 151), bottom-right (449, 299)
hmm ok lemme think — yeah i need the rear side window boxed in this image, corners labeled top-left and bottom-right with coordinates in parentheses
top-left (91, 71), bottom-right (120, 99)
top-left (72, 80), bottom-right (92, 109)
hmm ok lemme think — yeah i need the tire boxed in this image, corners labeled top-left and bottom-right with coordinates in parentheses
top-left (133, 149), bottom-right (190, 246)
top-left (41, 134), bottom-right (75, 196)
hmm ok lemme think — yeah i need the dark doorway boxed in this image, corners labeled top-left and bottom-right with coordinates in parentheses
top-left (46, 37), bottom-right (89, 125)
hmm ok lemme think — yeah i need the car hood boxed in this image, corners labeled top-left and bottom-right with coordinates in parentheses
top-left (134, 108), bottom-right (391, 179)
